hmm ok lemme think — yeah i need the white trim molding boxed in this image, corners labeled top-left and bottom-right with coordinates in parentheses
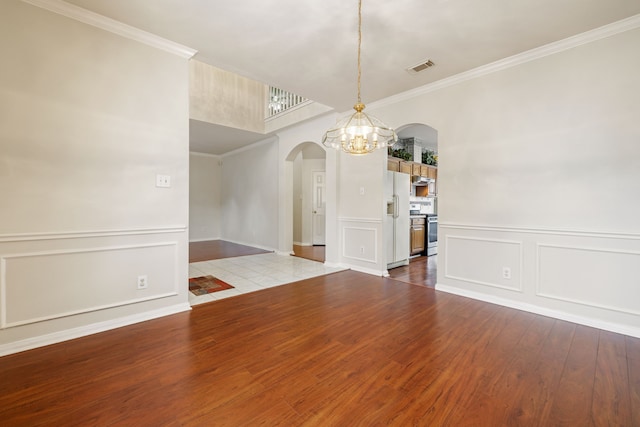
top-left (20, 0), bottom-right (197, 58)
top-left (438, 222), bottom-right (640, 339)
top-left (439, 222), bottom-right (640, 240)
top-left (341, 226), bottom-right (379, 263)
top-left (436, 283), bottom-right (640, 339)
top-left (444, 235), bottom-right (523, 292)
top-left (338, 217), bottom-right (382, 224)
top-left (0, 303), bottom-right (191, 357)
top-left (370, 14), bottom-right (640, 112)
top-left (535, 243), bottom-right (640, 317)
top-left (1, 242), bottom-right (180, 328)
top-left (0, 226), bottom-right (187, 242)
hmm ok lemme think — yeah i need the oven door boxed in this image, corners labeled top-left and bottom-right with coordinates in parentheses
top-left (426, 216), bottom-right (438, 255)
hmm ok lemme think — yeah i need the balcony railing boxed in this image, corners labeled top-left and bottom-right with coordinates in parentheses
top-left (267, 86), bottom-right (309, 118)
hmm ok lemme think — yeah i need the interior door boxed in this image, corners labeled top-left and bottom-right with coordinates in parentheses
top-left (312, 171), bottom-right (326, 245)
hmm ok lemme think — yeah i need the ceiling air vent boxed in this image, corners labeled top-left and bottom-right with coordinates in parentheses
top-left (407, 59), bottom-right (435, 74)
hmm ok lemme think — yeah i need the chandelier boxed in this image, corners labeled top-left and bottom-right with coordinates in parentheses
top-left (322, 0), bottom-right (397, 155)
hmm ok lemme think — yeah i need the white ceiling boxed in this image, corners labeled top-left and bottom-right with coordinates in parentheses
top-left (189, 119), bottom-right (272, 156)
top-left (63, 0), bottom-right (640, 154)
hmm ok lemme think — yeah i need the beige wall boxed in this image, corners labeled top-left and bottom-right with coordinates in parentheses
top-left (0, 0), bottom-right (191, 354)
top-left (189, 60), bottom-right (265, 133)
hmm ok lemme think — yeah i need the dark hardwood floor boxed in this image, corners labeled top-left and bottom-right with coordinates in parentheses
top-left (189, 240), bottom-right (271, 263)
top-left (2, 246), bottom-right (639, 425)
top-left (292, 244), bottom-right (326, 263)
top-left (388, 254), bottom-right (437, 288)
top-left (292, 245), bottom-right (437, 289)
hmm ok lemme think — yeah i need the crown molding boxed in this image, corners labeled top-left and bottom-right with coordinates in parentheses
top-left (20, 0), bottom-right (197, 59)
top-left (370, 13), bottom-right (640, 111)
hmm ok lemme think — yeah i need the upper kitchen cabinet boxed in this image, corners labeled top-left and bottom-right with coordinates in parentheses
top-left (386, 157), bottom-right (437, 180)
top-left (427, 166), bottom-right (437, 180)
top-left (387, 157), bottom-right (400, 172)
top-left (400, 161), bottom-right (412, 174)
top-left (388, 157), bottom-right (415, 175)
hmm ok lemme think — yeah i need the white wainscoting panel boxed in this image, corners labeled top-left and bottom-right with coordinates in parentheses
top-left (343, 226), bottom-right (378, 263)
top-left (1, 242), bottom-right (178, 328)
top-left (536, 244), bottom-right (640, 316)
top-left (445, 235), bottom-right (523, 292)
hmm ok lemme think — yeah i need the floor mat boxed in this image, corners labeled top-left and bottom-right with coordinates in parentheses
top-left (188, 275), bottom-right (234, 296)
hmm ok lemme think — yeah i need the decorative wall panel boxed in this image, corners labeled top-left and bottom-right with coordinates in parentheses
top-left (537, 244), bottom-right (640, 315)
top-left (1, 242), bottom-right (178, 328)
top-left (445, 235), bottom-right (523, 291)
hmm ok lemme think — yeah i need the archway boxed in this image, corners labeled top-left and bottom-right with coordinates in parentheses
top-left (386, 122), bottom-right (439, 284)
top-left (284, 141), bottom-right (327, 260)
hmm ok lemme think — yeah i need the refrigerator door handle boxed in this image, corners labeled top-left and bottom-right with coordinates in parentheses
top-left (394, 194), bottom-right (399, 219)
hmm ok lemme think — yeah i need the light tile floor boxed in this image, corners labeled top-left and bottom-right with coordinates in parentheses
top-left (188, 252), bottom-right (345, 306)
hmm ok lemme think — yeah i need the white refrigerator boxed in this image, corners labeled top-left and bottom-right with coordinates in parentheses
top-left (385, 171), bottom-right (410, 269)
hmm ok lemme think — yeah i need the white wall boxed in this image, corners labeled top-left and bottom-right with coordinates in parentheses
top-left (336, 149), bottom-right (388, 274)
top-left (292, 152), bottom-right (303, 244)
top-left (276, 115), bottom-right (338, 260)
top-left (220, 139), bottom-right (279, 250)
top-left (370, 26), bottom-right (640, 336)
top-left (0, 0), bottom-right (191, 354)
top-left (189, 152), bottom-right (221, 241)
top-left (275, 113), bottom-right (389, 273)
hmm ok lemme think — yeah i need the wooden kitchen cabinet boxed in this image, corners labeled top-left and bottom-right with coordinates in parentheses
top-left (387, 157), bottom-right (436, 179)
top-left (387, 157), bottom-right (400, 172)
top-left (427, 166), bottom-right (437, 180)
top-left (399, 161), bottom-right (412, 174)
top-left (410, 217), bottom-right (425, 255)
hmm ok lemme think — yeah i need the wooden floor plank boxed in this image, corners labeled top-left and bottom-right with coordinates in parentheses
top-left (188, 239), bottom-right (270, 262)
top-left (629, 358), bottom-right (640, 427)
top-left (545, 324), bottom-right (600, 427)
top-left (387, 254), bottom-right (437, 287)
top-left (292, 244), bottom-right (325, 263)
top-left (591, 330), bottom-right (632, 427)
top-left (1, 263), bottom-right (638, 425)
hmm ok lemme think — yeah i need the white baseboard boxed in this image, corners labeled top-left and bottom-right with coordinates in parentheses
top-left (323, 261), bottom-right (342, 269)
top-left (435, 284), bottom-right (640, 339)
top-left (220, 238), bottom-right (276, 253)
top-left (275, 250), bottom-right (294, 256)
top-left (347, 264), bottom-right (385, 277)
top-left (0, 303), bottom-right (192, 357)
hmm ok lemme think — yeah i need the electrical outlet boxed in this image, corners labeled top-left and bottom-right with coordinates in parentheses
top-left (137, 275), bottom-right (148, 289)
top-left (359, 187), bottom-right (365, 195)
top-left (360, 246), bottom-right (365, 254)
top-left (156, 174), bottom-right (171, 188)
top-left (502, 267), bottom-right (511, 280)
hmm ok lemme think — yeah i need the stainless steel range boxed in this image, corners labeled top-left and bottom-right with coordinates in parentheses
top-left (425, 214), bottom-right (437, 256)
top-left (409, 202), bottom-right (438, 257)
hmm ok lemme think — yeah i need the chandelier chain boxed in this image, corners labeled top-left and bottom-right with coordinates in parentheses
top-left (357, 0), bottom-right (362, 105)
top-left (321, 0), bottom-right (396, 154)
